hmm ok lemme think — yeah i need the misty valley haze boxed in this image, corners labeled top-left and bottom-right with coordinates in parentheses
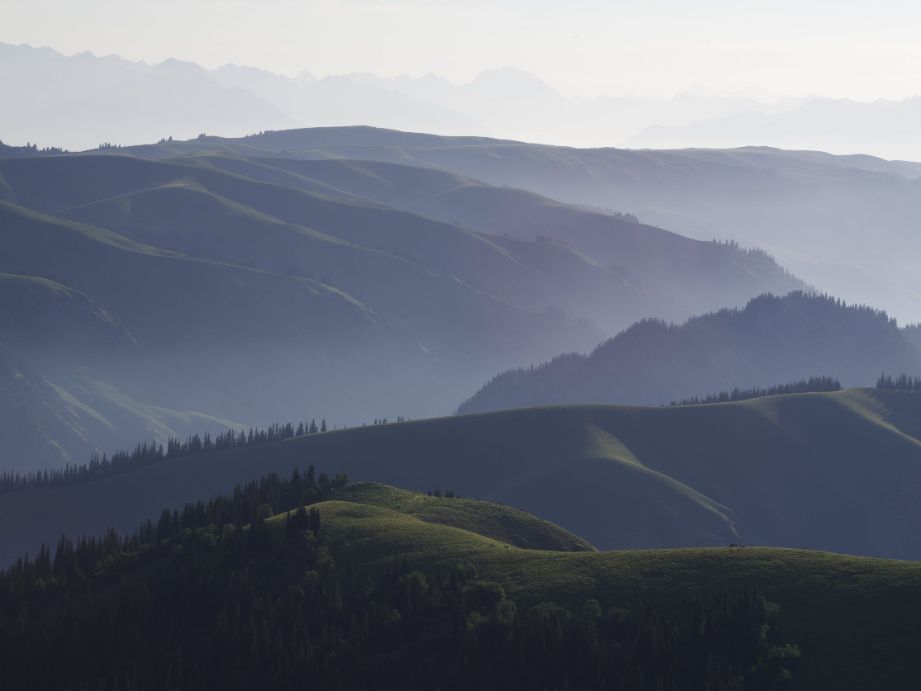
top-left (0, 130), bottom-right (807, 470)
top-left (5, 6), bottom-right (921, 687)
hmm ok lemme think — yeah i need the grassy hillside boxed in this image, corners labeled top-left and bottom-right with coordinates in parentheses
top-left (461, 291), bottom-right (921, 413)
top-left (110, 125), bottom-right (921, 322)
top-left (188, 153), bottom-right (803, 329)
top-left (312, 498), bottom-right (921, 691)
top-left (3, 466), bottom-right (918, 689)
top-left (333, 482), bottom-right (594, 552)
top-left (0, 200), bottom-right (459, 463)
top-left (0, 151), bottom-right (800, 337)
top-left (53, 175), bottom-right (606, 357)
top-left (5, 387), bottom-right (921, 565)
top-left (0, 343), bottom-right (111, 469)
top-left (0, 272), bottom-right (136, 361)
top-left (0, 143), bottom-right (812, 470)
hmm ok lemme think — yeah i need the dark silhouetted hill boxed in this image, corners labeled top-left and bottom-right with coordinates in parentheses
top-left (459, 292), bottom-right (921, 414)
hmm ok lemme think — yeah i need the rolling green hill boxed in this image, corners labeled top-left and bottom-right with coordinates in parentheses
top-left (5, 387), bottom-right (921, 566)
top-left (332, 482), bottom-right (594, 552)
top-left (310, 497), bottom-right (921, 690)
top-left (3, 467), bottom-right (920, 689)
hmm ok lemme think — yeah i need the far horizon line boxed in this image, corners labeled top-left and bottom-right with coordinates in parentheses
top-left (6, 39), bottom-right (920, 107)
top-left (5, 124), bottom-right (920, 168)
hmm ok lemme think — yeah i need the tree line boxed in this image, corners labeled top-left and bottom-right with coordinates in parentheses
top-left (0, 419), bottom-right (328, 494)
top-left (671, 376), bottom-right (841, 406)
top-left (876, 372), bottom-right (921, 391)
top-left (0, 466), bottom-right (799, 690)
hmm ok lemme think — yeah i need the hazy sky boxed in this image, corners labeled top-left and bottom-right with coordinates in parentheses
top-left (3, 0), bottom-right (921, 100)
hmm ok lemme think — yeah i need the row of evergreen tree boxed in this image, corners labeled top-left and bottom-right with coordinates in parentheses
top-left (876, 372), bottom-right (921, 391)
top-left (671, 376), bottom-right (841, 406)
top-left (0, 419), bottom-right (328, 494)
top-left (0, 466), bottom-right (799, 690)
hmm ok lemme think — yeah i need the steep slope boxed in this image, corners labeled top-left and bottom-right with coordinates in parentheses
top-left (0, 274), bottom-right (246, 469)
top-left (0, 201), bottom-right (468, 466)
top-left (461, 292), bottom-right (921, 413)
top-left (0, 153), bottom-right (600, 358)
top-left (188, 154), bottom-right (804, 328)
top-left (5, 388), bottom-right (921, 564)
top-left (0, 343), bottom-right (110, 469)
top-left (0, 151), bottom-right (802, 337)
top-left (136, 126), bottom-right (921, 322)
top-left (57, 180), bottom-right (600, 363)
top-left (0, 272), bottom-right (136, 364)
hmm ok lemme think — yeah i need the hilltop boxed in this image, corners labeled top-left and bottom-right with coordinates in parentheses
top-left (327, 482), bottom-right (594, 552)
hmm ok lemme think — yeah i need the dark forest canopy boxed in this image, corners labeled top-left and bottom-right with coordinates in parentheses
top-left (671, 376), bottom-right (841, 406)
top-left (876, 372), bottom-right (921, 391)
top-left (0, 466), bottom-right (799, 690)
top-left (0, 414), bottom-right (416, 494)
top-left (0, 419), bottom-right (329, 494)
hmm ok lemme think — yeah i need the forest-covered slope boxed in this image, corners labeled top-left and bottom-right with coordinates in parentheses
top-left (460, 292), bottom-right (921, 413)
top-left (316, 499), bottom-right (921, 690)
top-left (3, 470), bottom-right (920, 690)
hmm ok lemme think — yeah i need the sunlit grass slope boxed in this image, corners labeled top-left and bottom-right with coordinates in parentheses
top-left (287, 492), bottom-right (921, 691)
top-left (332, 483), bottom-right (594, 551)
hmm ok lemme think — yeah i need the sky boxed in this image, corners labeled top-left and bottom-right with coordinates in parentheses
top-left (3, 0), bottom-right (921, 100)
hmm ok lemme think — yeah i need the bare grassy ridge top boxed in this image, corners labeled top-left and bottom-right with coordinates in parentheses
top-left (330, 482), bottom-right (594, 552)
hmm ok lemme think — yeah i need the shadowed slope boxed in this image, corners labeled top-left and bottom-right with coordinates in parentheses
top-left (460, 292), bottom-right (921, 413)
top-left (4, 388), bottom-right (921, 564)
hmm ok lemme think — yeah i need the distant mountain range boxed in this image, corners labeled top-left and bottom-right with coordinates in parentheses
top-left (626, 95), bottom-right (921, 161)
top-left (459, 292), bottom-right (921, 414)
top-left (7, 42), bottom-right (921, 160)
top-left (0, 133), bottom-right (800, 470)
top-left (8, 47), bottom-right (921, 321)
